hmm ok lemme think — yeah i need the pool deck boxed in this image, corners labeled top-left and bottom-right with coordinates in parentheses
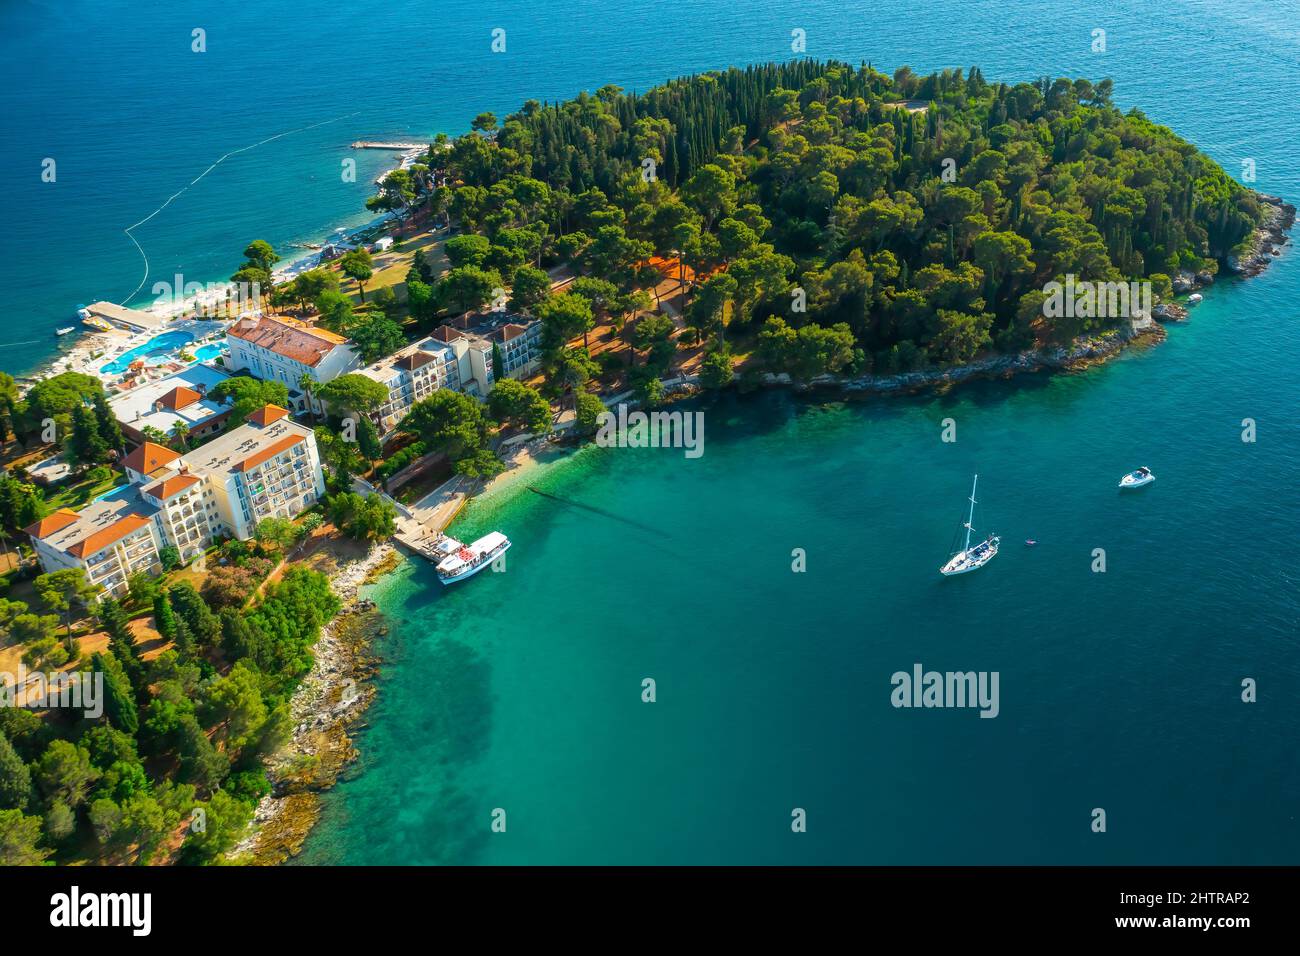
top-left (60, 318), bottom-right (230, 386)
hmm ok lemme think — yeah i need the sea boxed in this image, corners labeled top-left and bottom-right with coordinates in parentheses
top-left (4, 0), bottom-right (1298, 864)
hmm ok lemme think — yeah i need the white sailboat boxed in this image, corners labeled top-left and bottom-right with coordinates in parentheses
top-left (940, 474), bottom-right (1000, 576)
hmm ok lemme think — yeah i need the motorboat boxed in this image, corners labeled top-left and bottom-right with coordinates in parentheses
top-left (1118, 466), bottom-right (1155, 489)
top-left (436, 531), bottom-right (511, 584)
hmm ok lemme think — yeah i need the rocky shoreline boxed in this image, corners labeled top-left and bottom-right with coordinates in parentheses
top-left (716, 317), bottom-right (1165, 403)
top-left (231, 542), bottom-right (402, 865)
top-left (1225, 193), bottom-right (1295, 279)
top-left (228, 190), bottom-right (1291, 865)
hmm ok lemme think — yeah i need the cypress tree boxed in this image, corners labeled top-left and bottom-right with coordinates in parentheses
top-left (357, 414), bottom-right (382, 462)
top-left (152, 593), bottom-right (176, 641)
top-left (67, 404), bottom-right (108, 467)
top-left (94, 652), bottom-right (138, 736)
top-left (0, 732), bottom-right (30, 811)
top-left (92, 392), bottom-right (124, 455)
top-left (99, 598), bottom-right (143, 692)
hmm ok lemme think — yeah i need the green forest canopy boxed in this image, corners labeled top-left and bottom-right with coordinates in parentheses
top-left (435, 60), bottom-right (1265, 371)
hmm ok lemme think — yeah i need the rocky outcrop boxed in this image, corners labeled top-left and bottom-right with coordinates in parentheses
top-left (765, 320), bottom-right (1164, 397)
top-left (231, 543), bottom-right (398, 865)
top-left (1227, 193), bottom-right (1295, 278)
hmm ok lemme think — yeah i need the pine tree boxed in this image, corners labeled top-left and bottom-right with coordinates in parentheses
top-left (0, 733), bottom-right (30, 811)
top-left (152, 593), bottom-right (176, 641)
top-left (94, 652), bottom-right (138, 736)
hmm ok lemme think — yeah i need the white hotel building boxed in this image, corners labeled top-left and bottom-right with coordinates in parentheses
top-left (25, 405), bottom-right (325, 596)
top-left (354, 318), bottom-right (541, 438)
top-left (226, 315), bottom-right (361, 415)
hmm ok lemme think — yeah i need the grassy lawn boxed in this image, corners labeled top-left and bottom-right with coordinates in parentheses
top-left (45, 471), bottom-right (124, 512)
top-left (339, 226), bottom-right (450, 308)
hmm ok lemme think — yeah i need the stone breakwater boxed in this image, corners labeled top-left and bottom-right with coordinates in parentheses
top-left (232, 542), bottom-right (401, 865)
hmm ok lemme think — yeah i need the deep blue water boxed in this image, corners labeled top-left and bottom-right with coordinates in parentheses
top-left (6, 0), bottom-right (1299, 864)
top-left (4, 0), bottom-right (1295, 374)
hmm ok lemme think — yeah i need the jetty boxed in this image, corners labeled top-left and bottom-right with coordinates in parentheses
top-left (350, 474), bottom-right (469, 562)
top-left (350, 141), bottom-right (427, 150)
top-left (83, 301), bottom-right (168, 333)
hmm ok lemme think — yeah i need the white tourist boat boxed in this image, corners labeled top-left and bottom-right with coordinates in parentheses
top-left (1187, 293), bottom-right (1203, 305)
top-left (940, 474), bottom-right (1000, 576)
top-left (1118, 466), bottom-right (1155, 489)
top-left (55, 326), bottom-right (75, 336)
top-left (436, 531), bottom-right (511, 584)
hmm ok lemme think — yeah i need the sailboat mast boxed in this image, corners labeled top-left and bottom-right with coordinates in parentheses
top-left (964, 474), bottom-right (978, 553)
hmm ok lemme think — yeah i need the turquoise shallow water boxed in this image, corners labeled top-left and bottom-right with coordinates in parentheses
top-left (288, 1), bottom-right (1300, 865)
top-left (301, 260), bottom-right (1300, 864)
top-left (6, 0), bottom-right (1299, 864)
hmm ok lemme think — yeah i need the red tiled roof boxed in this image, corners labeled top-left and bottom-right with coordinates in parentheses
top-left (23, 509), bottom-right (79, 539)
top-left (428, 325), bottom-right (465, 343)
top-left (495, 323), bottom-right (529, 343)
top-left (227, 316), bottom-right (348, 367)
top-left (67, 513), bottom-right (153, 559)
top-left (395, 352), bottom-right (437, 371)
top-left (157, 386), bottom-right (201, 410)
top-left (235, 434), bottom-right (304, 472)
top-left (144, 473), bottom-right (201, 499)
top-left (247, 404), bottom-right (290, 427)
top-left (122, 441), bottom-right (181, 476)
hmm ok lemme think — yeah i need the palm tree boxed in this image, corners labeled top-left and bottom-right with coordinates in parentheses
top-left (169, 420), bottom-right (189, 451)
top-left (299, 373), bottom-right (317, 423)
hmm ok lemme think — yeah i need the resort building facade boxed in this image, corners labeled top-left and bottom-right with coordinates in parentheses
top-left (353, 318), bottom-right (540, 438)
top-left (182, 404), bottom-right (325, 541)
top-left (24, 405), bottom-right (325, 596)
top-left (107, 364), bottom-right (233, 445)
top-left (491, 320), bottom-right (542, 378)
top-left (25, 498), bottom-right (167, 598)
top-left (427, 325), bottom-right (496, 397)
top-left (226, 315), bottom-right (361, 415)
top-left (355, 336), bottom-right (463, 438)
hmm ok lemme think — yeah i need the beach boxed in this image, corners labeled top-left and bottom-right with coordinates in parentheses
top-left (14, 143), bottom-right (426, 393)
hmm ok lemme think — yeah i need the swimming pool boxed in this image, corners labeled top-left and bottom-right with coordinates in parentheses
top-left (193, 342), bottom-right (225, 362)
top-left (100, 330), bottom-right (196, 374)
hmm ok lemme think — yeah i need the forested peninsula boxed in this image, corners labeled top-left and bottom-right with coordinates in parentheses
top-left (407, 59), bottom-right (1282, 397)
top-left (0, 60), bottom-right (1286, 868)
